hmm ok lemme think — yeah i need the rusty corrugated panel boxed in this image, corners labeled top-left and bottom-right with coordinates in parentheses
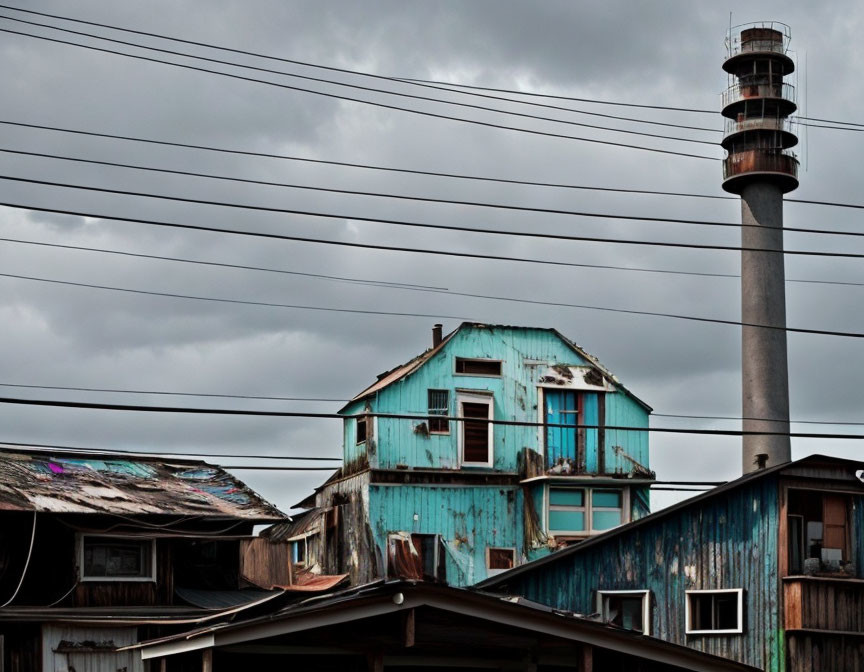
top-left (0, 448), bottom-right (284, 519)
top-left (278, 572), bottom-right (349, 592)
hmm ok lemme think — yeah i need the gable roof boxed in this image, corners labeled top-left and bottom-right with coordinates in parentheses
top-left (0, 447), bottom-right (285, 520)
top-left (341, 322), bottom-right (651, 412)
top-left (477, 453), bottom-right (864, 589)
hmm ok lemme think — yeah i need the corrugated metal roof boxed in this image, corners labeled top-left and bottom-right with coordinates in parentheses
top-left (0, 448), bottom-right (285, 519)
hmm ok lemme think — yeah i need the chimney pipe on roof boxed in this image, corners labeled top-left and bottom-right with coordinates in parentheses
top-left (432, 324), bottom-right (443, 348)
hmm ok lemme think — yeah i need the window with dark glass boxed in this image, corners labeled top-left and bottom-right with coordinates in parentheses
top-left (427, 389), bottom-right (449, 433)
top-left (356, 417), bottom-right (367, 444)
top-left (487, 547), bottom-right (515, 572)
top-left (455, 358), bottom-right (502, 376)
top-left (598, 591), bottom-right (650, 634)
top-left (787, 490), bottom-right (849, 574)
top-left (81, 536), bottom-right (154, 580)
top-left (461, 401), bottom-right (491, 463)
top-left (686, 590), bottom-right (743, 634)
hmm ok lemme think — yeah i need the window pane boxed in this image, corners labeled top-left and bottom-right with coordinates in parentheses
top-left (549, 489), bottom-right (584, 507)
top-left (428, 389), bottom-right (449, 433)
top-left (488, 548), bottom-right (515, 570)
top-left (83, 538), bottom-right (151, 578)
top-left (606, 595), bottom-right (644, 632)
top-left (455, 358), bottom-right (502, 376)
top-left (714, 594), bottom-right (739, 630)
top-left (592, 490), bottom-right (622, 508)
top-left (549, 510), bottom-right (585, 532)
top-left (356, 418), bottom-right (367, 444)
top-left (462, 402), bottom-right (490, 462)
top-left (593, 510), bottom-right (622, 531)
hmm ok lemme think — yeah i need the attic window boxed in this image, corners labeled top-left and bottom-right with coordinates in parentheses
top-left (80, 536), bottom-right (155, 582)
top-left (427, 389), bottom-right (449, 433)
top-left (455, 358), bottom-right (502, 376)
top-left (356, 417), bottom-right (367, 444)
top-left (685, 589), bottom-right (744, 634)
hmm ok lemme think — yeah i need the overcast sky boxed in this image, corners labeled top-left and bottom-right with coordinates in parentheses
top-left (0, 0), bottom-right (861, 515)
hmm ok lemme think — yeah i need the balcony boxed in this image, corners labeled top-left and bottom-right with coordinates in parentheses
top-left (784, 576), bottom-right (864, 634)
top-left (724, 116), bottom-right (795, 136)
top-left (722, 148), bottom-right (799, 194)
top-left (722, 81), bottom-right (796, 112)
top-left (723, 22), bottom-right (794, 75)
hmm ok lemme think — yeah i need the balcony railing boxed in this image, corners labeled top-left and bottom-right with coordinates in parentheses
top-left (723, 149), bottom-right (798, 181)
top-left (724, 116), bottom-right (796, 137)
top-left (722, 82), bottom-right (796, 108)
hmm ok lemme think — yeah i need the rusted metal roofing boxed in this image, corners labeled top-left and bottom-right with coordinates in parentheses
top-left (262, 508), bottom-right (323, 542)
top-left (0, 448), bottom-right (284, 520)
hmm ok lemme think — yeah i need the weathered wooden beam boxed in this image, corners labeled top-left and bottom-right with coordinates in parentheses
top-left (402, 608), bottom-right (416, 648)
top-left (202, 649), bottom-right (213, 672)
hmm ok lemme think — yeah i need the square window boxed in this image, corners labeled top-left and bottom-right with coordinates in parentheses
top-left (686, 590), bottom-right (744, 634)
top-left (80, 536), bottom-right (155, 581)
top-left (487, 547), bottom-right (515, 574)
top-left (549, 487), bottom-right (586, 534)
top-left (428, 389), bottom-right (449, 433)
top-left (597, 590), bottom-right (650, 635)
top-left (548, 487), bottom-right (624, 536)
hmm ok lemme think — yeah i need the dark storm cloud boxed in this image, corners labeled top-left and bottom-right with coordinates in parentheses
top-left (0, 0), bottom-right (862, 512)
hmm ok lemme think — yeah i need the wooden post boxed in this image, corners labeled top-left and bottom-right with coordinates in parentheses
top-left (401, 608), bottom-right (416, 648)
top-left (580, 644), bottom-right (593, 672)
top-left (158, 658), bottom-right (167, 672)
top-left (202, 649), bottom-right (213, 672)
top-left (366, 651), bottom-right (384, 672)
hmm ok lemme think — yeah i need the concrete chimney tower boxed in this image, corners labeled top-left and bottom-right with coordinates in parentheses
top-left (721, 22), bottom-right (799, 473)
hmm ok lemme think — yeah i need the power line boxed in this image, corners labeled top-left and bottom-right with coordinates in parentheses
top-left (4, 175), bottom-right (864, 257)
top-left (0, 235), bottom-right (446, 292)
top-left (0, 27), bottom-right (718, 162)
top-left (5, 259), bottom-right (864, 339)
top-left (653, 412), bottom-right (864, 427)
top-left (1, 396), bottom-right (863, 439)
top-left (0, 382), bottom-right (347, 403)
top-left (2, 4), bottom-right (861, 132)
top-left (4, 120), bottom-right (863, 212)
top-left (0, 7), bottom-right (722, 136)
top-left (5, 146), bottom-right (864, 240)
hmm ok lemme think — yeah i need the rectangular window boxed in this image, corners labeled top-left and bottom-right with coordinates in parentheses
top-left (80, 536), bottom-right (155, 582)
top-left (356, 417), bottom-right (367, 444)
top-left (459, 395), bottom-right (493, 466)
top-left (787, 490), bottom-right (850, 573)
top-left (685, 589), bottom-right (744, 634)
top-left (487, 547), bottom-right (515, 575)
top-left (293, 538), bottom-right (307, 566)
top-left (428, 389), bottom-right (449, 433)
top-left (548, 487), bottom-right (624, 535)
top-left (597, 590), bottom-right (651, 635)
top-left (455, 358), bottom-right (502, 376)
top-left (549, 487), bottom-right (586, 533)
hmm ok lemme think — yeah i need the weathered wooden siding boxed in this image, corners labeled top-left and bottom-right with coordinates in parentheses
top-left (368, 326), bottom-right (649, 473)
top-left (855, 493), bottom-right (864, 579)
top-left (786, 633), bottom-right (864, 672)
top-left (604, 391), bottom-right (650, 474)
top-left (341, 400), bottom-right (369, 473)
top-left (505, 477), bottom-right (783, 671)
top-left (370, 484), bottom-right (524, 586)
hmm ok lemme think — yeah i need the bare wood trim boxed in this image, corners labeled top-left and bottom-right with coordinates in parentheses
top-left (401, 608), bottom-right (416, 648)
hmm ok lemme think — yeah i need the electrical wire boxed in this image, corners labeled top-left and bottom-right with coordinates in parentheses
top-left (0, 27), bottom-right (718, 162)
top-left (5, 147), bottom-right (863, 240)
top-left (653, 412), bottom-right (864, 427)
top-left (1, 398), bottom-right (864, 439)
top-left (4, 232), bottom-right (864, 291)
top-left (0, 511), bottom-right (37, 608)
top-left (0, 10), bottom-right (722, 136)
top-left (5, 267), bottom-right (864, 339)
top-left (4, 176), bottom-right (864, 257)
top-left (4, 120), bottom-right (863, 212)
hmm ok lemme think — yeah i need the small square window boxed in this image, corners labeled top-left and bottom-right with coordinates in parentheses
top-left (686, 590), bottom-right (744, 634)
top-left (487, 547), bottom-right (515, 574)
top-left (80, 536), bottom-right (155, 582)
top-left (455, 358), bottom-right (502, 376)
top-left (428, 389), bottom-right (449, 433)
top-left (356, 417), bottom-right (367, 444)
top-left (549, 487), bottom-right (586, 534)
top-left (597, 590), bottom-right (651, 635)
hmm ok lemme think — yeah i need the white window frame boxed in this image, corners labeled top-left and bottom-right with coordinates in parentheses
top-left (78, 535), bottom-right (157, 583)
top-left (685, 589), bottom-right (745, 635)
top-left (453, 357), bottom-right (503, 377)
top-left (596, 590), bottom-right (651, 635)
top-left (486, 546), bottom-right (517, 576)
top-left (546, 486), bottom-right (628, 536)
top-left (457, 392), bottom-right (494, 468)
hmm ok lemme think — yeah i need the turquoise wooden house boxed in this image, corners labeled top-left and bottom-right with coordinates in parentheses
top-left (477, 454), bottom-right (864, 672)
top-left (292, 323), bottom-right (654, 586)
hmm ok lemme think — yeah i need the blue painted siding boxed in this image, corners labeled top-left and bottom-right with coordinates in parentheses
top-left (505, 477), bottom-right (783, 671)
top-left (341, 400), bottom-right (369, 471)
top-left (604, 392), bottom-right (649, 474)
top-left (370, 484), bottom-right (524, 586)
